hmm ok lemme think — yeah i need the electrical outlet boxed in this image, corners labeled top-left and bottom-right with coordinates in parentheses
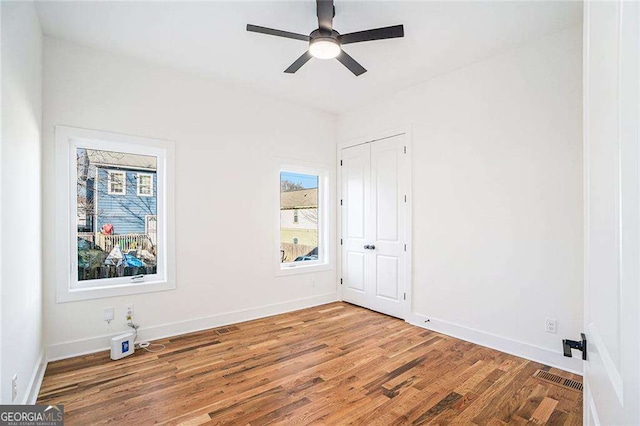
top-left (12, 374), bottom-right (17, 402)
top-left (126, 304), bottom-right (134, 321)
top-left (310, 279), bottom-right (316, 287)
top-left (103, 307), bottom-right (114, 323)
top-left (545, 318), bottom-right (557, 334)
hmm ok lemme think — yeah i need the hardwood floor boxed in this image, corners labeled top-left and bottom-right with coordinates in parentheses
top-left (38, 302), bottom-right (582, 425)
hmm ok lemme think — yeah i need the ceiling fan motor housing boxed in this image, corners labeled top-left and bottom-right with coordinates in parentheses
top-left (309, 29), bottom-right (341, 59)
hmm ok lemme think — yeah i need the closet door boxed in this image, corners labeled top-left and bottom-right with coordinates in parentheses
top-left (341, 134), bottom-right (407, 319)
top-left (340, 143), bottom-right (372, 310)
top-left (369, 136), bottom-right (406, 318)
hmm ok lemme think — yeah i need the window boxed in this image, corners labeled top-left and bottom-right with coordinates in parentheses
top-left (137, 173), bottom-right (154, 196)
top-left (277, 162), bottom-right (333, 274)
top-left (55, 126), bottom-right (175, 302)
top-left (107, 170), bottom-right (126, 195)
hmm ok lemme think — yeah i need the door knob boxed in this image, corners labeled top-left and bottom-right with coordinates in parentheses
top-left (364, 245), bottom-right (376, 250)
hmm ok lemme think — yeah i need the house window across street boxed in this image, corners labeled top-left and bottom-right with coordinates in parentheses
top-left (107, 170), bottom-right (126, 195)
top-left (137, 173), bottom-right (154, 196)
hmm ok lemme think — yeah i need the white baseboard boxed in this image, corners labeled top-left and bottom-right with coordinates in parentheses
top-left (24, 348), bottom-right (47, 405)
top-left (47, 292), bottom-right (338, 361)
top-left (406, 312), bottom-right (583, 375)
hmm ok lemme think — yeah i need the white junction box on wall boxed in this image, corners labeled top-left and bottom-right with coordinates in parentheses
top-left (111, 332), bottom-right (135, 360)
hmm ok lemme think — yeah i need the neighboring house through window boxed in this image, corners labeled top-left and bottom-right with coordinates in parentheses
top-left (278, 163), bottom-right (332, 274)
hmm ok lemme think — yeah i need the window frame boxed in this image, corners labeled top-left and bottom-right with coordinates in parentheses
top-left (276, 160), bottom-right (334, 276)
top-left (55, 126), bottom-right (176, 302)
top-left (136, 172), bottom-right (154, 197)
top-left (107, 170), bottom-right (127, 195)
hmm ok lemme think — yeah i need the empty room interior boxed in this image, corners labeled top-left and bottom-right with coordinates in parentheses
top-left (1, 0), bottom-right (638, 424)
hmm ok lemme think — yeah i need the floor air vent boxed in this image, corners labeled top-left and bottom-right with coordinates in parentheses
top-left (533, 369), bottom-right (583, 392)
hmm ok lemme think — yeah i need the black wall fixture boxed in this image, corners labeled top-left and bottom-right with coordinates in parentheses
top-left (562, 333), bottom-right (587, 360)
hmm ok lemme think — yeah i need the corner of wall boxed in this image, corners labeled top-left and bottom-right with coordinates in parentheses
top-left (407, 313), bottom-right (583, 375)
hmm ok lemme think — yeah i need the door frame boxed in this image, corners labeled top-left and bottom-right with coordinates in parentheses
top-left (337, 126), bottom-right (413, 320)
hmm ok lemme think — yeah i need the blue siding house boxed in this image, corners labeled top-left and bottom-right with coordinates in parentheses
top-left (82, 149), bottom-right (157, 237)
top-left (94, 168), bottom-right (157, 234)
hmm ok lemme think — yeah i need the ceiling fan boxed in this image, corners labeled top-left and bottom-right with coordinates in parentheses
top-left (246, 0), bottom-right (404, 76)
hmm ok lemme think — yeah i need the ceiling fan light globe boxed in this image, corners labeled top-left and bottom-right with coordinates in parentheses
top-left (309, 38), bottom-right (341, 59)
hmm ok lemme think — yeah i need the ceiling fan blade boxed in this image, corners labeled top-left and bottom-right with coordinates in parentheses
top-left (316, 0), bottom-right (334, 32)
top-left (336, 50), bottom-right (367, 76)
top-left (284, 51), bottom-right (313, 74)
top-left (246, 24), bottom-right (310, 41)
top-left (339, 25), bottom-right (404, 45)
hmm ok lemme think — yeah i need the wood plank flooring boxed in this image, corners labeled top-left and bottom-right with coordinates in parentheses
top-left (38, 302), bottom-right (582, 425)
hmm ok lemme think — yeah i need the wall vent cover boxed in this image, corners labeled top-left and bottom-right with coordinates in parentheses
top-left (533, 369), bottom-right (583, 392)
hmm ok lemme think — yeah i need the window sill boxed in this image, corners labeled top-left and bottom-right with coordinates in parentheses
top-left (276, 262), bottom-right (333, 277)
top-left (57, 279), bottom-right (176, 303)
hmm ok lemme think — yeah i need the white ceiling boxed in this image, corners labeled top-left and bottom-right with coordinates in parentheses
top-left (35, 1), bottom-right (582, 114)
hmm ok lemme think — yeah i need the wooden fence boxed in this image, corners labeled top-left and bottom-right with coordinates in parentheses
top-left (98, 234), bottom-right (152, 252)
top-left (78, 233), bottom-right (153, 252)
top-left (78, 265), bottom-right (157, 281)
top-left (280, 243), bottom-right (316, 263)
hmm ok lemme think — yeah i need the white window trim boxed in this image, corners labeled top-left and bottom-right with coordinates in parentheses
top-left (107, 170), bottom-right (126, 195)
top-left (137, 172), bottom-right (154, 197)
top-left (55, 125), bottom-right (176, 302)
top-left (276, 159), bottom-right (334, 276)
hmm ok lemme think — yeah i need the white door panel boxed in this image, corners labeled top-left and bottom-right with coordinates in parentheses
top-left (376, 255), bottom-right (399, 301)
top-left (346, 155), bottom-right (366, 240)
top-left (372, 144), bottom-right (399, 242)
top-left (341, 134), bottom-right (408, 319)
top-left (583, 1), bottom-right (639, 424)
top-left (342, 144), bottom-right (371, 307)
top-left (370, 137), bottom-right (406, 317)
top-left (346, 251), bottom-right (365, 292)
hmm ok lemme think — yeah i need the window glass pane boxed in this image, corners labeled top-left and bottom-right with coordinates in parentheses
top-left (280, 171), bottom-right (319, 264)
top-left (138, 174), bottom-right (153, 195)
top-left (77, 148), bottom-right (158, 282)
top-left (109, 172), bottom-right (125, 194)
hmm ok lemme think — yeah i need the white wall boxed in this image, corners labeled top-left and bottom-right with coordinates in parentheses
top-left (1, 1), bottom-right (44, 403)
top-left (338, 27), bottom-right (583, 372)
top-left (42, 38), bottom-right (337, 359)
